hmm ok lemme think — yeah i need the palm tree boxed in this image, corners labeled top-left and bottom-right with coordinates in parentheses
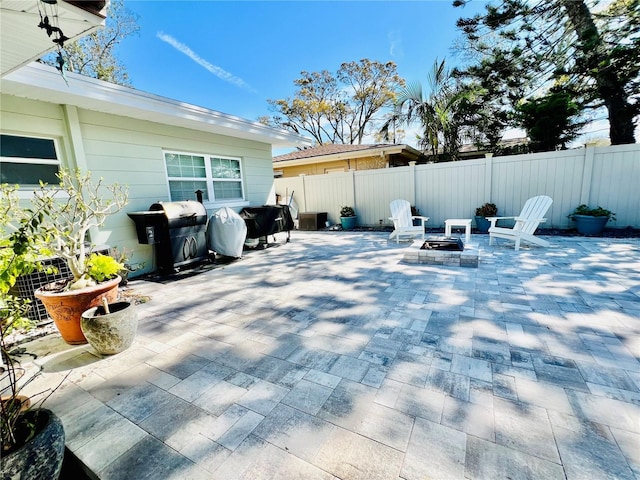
top-left (382, 59), bottom-right (469, 161)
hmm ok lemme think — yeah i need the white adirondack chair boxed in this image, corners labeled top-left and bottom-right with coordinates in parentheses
top-left (389, 199), bottom-right (429, 243)
top-left (488, 195), bottom-right (553, 251)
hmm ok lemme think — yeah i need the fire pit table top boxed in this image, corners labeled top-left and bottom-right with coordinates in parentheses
top-left (405, 237), bottom-right (478, 268)
top-left (421, 236), bottom-right (464, 251)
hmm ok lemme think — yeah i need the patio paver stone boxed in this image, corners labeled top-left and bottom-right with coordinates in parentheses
top-left (17, 232), bottom-right (640, 479)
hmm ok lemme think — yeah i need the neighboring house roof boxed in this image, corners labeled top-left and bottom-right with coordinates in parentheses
top-left (459, 137), bottom-right (530, 154)
top-left (64, 1), bottom-right (107, 17)
top-left (273, 143), bottom-right (423, 167)
top-left (1, 63), bottom-right (312, 148)
top-left (0, 0), bottom-right (107, 76)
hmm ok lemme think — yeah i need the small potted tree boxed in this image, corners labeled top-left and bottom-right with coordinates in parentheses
top-left (569, 204), bottom-right (616, 236)
top-left (32, 169), bottom-right (128, 344)
top-left (474, 203), bottom-right (498, 233)
top-left (339, 206), bottom-right (357, 230)
top-left (109, 246), bottom-right (144, 286)
top-left (1, 184), bottom-right (66, 479)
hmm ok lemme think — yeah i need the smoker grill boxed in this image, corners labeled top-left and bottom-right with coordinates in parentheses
top-left (239, 205), bottom-right (294, 242)
top-left (128, 200), bottom-right (209, 273)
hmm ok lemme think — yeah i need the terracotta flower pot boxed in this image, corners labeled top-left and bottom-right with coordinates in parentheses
top-left (35, 276), bottom-right (121, 345)
top-left (0, 394), bottom-right (31, 413)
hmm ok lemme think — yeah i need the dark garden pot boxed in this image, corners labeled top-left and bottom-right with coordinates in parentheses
top-left (2, 408), bottom-right (65, 480)
top-left (475, 216), bottom-right (491, 233)
top-left (573, 215), bottom-right (609, 236)
top-left (118, 269), bottom-right (130, 286)
top-left (81, 301), bottom-right (138, 355)
top-left (340, 216), bottom-right (357, 231)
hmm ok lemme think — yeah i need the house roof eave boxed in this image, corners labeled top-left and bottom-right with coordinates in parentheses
top-left (1, 62), bottom-right (312, 148)
top-left (0, 1), bottom-right (107, 77)
top-left (273, 144), bottom-right (422, 167)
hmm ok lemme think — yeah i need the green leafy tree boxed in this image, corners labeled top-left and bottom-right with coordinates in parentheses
top-left (41, 0), bottom-right (139, 86)
top-left (516, 86), bottom-right (585, 151)
top-left (382, 59), bottom-right (470, 161)
top-left (1, 184), bottom-right (52, 370)
top-left (266, 59), bottom-right (405, 145)
top-left (451, 52), bottom-right (520, 153)
top-left (453, 0), bottom-right (639, 145)
top-left (1, 186), bottom-right (52, 308)
top-left (0, 184), bottom-right (61, 454)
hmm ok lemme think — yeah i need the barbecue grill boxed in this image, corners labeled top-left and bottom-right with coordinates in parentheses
top-left (128, 200), bottom-right (209, 273)
top-left (239, 205), bottom-right (294, 243)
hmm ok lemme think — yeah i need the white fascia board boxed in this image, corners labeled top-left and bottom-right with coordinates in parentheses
top-left (1, 63), bottom-right (312, 148)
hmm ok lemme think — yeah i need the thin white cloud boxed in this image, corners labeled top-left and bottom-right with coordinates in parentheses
top-left (388, 30), bottom-right (403, 58)
top-left (157, 32), bottom-right (256, 93)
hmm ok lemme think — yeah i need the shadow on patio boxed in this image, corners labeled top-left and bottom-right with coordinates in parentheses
top-left (19, 231), bottom-right (640, 480)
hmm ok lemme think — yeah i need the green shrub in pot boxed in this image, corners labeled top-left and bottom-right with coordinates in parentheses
top-left (1, 184), bottom-right (66, 479)
top-left (569, 204), bottom-right (615, 236)
top-left (339, 206), bottom-right (357, 230)
top-left (474, 203), bottom-right (498, 233)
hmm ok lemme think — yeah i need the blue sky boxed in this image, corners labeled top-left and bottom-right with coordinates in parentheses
top-left (119, 1), bottom-right (488, 136)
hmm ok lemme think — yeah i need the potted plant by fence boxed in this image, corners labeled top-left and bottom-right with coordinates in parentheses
top-left (1, 184), bottom-right (66, 480)
top-left (33, 169), bottom-right (128, 345)
top-left (339, 206), bottom-right (357, 231)
top-left (474, 203), bottom-right (498, 233)
top-left (569, 204), bottom-right (616, 236)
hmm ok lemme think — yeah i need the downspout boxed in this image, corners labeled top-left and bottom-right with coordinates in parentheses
top-left (62, 104), bottom-right (99, 243)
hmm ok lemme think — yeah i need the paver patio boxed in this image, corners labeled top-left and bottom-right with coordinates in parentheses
top-left (18, 231), bottom-right (640, 479)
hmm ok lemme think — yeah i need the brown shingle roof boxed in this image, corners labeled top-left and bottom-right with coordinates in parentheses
top-left (65, 1), bottom-right (107, 17)
top-left (273, 143), bottom-right (397, 162)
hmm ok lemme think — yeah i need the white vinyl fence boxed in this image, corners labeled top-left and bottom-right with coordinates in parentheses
top-left (274, 144), bottom-right (640, 229)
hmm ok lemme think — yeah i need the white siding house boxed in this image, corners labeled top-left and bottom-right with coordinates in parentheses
top-left (1, 62), bottom-right (311, 274)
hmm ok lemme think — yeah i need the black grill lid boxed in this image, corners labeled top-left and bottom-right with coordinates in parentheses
top-left (149, 201), bottom-right (207, 220)
top-left (147, 200), bottom-right (208, 228)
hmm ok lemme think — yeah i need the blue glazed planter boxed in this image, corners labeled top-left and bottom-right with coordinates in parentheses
top-left (474, 216), bottom-right (491, 233)
top-left (340, 216), bottom-right (357, 230)
top-left (573, 215), bottom-right (609, 236)
top-left (2, 409), bottom-right (65, 480)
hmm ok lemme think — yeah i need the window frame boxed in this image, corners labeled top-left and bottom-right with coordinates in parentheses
top-left (0, 133), bottom-right (61, 194)
top-left (163, 150), bottom-right (247, 207)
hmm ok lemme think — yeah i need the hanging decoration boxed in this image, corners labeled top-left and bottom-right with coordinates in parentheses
top-left (37, 0), bottom-right (69, 47)
top-left (36, 0), bottom-right (68, 83)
